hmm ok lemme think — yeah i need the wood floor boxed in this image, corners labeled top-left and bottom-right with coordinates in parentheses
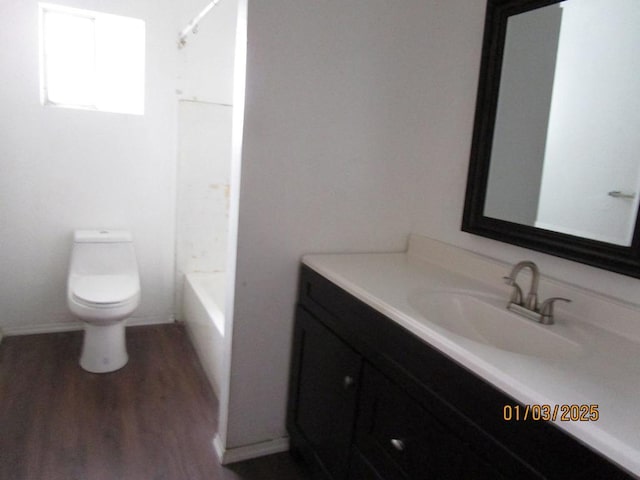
top-left (0, 324), bottom-right (311, 480)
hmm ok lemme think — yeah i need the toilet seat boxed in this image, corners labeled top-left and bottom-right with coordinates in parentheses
top-left (71, 274), bottom-right (140, 307)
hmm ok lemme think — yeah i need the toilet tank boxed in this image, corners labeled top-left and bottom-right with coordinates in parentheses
top-left (69, 230), bottom-right (138, 276)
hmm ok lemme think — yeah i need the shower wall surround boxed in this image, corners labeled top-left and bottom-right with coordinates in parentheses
top-left (176, 103), bottom-right (232, 279)
top-left (175, 0), bottom-right (238, 316)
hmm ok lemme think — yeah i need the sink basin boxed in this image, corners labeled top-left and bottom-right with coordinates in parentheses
top-left (407, 291), bottom-right (583, 359)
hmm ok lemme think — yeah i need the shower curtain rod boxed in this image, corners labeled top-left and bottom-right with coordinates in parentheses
top-left (178, 0), bottom-right (223, 49)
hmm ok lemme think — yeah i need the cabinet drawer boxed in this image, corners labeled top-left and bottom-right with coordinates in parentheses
top-left (355, 363), bottom-right (467, 479)
top-left (349, 449), bottom-right (390, 480)
top-left (354, 363), bottom-right (512, 480)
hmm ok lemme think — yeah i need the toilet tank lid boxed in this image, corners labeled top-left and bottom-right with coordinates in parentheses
top-left (74, 230), bottom-right (133, 243)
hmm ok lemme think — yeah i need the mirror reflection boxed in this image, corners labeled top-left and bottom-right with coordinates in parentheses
top-left (483, 0), bottom-right (640, 246)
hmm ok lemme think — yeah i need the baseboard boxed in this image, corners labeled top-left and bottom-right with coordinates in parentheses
top-left (3, 321), bottom-right (85, 336)
top-left (213, 433), bottom-right (289, 465)
top-left (2, 316), bottom-right (175, 337)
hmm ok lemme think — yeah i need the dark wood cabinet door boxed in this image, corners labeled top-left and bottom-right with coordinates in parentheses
top-left (288, 307), bottom-right (362, 479)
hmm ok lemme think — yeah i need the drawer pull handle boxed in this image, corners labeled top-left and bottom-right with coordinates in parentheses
top-left (343, 376), bottom-right (355, 389)
top-left (390, 438), bottom-right (405, 451)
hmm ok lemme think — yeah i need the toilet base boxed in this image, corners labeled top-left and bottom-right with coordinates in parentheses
top-left (80, 321), bottom-right (128, 373)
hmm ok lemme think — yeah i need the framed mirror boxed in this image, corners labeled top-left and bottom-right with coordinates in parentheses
top-left (462, 0), bottom-right (640, 278)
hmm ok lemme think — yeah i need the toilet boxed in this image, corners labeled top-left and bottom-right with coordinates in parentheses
top-left (67, 230), bottom-right (141, 373)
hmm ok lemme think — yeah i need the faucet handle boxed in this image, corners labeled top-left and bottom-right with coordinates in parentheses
top-left (503, 276), bottom-right (523, 306)
top-left (539, 297), bottom-right (571, 325)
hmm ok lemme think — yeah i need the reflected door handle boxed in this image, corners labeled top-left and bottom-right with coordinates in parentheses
top-left (390, 438), bottom-right (406, 451)
top-left (343, 376), bottom-right (355, 389)
top-left (608, 191), bottom-right (636, 199)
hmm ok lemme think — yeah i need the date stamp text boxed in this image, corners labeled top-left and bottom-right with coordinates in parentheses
top-left (503, 404), bottom-right (599, 422)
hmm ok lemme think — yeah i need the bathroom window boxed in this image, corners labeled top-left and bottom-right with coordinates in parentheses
top-left (39, 3), bottom-right (145, 115)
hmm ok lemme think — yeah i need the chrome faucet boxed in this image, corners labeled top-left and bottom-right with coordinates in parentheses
top-left (504, 261), bottom-right (539, 311)
top-left (503, 261), bottom-right (570, 325)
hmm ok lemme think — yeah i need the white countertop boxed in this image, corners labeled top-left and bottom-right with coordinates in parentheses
top-left (303, 245), bottom-right (640, 478)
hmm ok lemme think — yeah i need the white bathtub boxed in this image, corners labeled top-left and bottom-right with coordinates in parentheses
top-left (183, 273), bottom-right (226, 398)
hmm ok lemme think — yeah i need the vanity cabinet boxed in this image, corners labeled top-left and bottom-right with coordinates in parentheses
top-left (287, 265), bottom-right (633, 480)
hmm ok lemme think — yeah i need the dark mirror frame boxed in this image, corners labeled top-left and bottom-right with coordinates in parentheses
top-left (462, 0), bottom-right (640, 279)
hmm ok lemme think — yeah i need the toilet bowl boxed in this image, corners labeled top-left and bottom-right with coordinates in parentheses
top-left (67, 230), bottom-right (140, 373)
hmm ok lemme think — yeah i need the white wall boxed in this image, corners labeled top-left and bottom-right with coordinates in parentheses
top-left (221, 0), bottom-right (640, 456)
top-left (221, 0), bottom-right (487, 451)
top-left (0, 0), bottom-right (178, 333)
top-left (175, 0), bottom-right (237, 313)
